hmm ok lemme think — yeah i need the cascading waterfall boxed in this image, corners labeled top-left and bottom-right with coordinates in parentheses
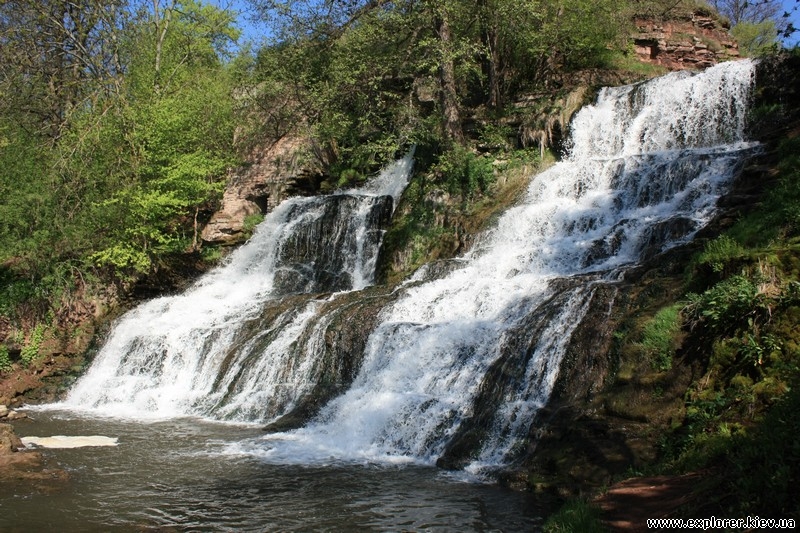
top-left (63, 152), bottom-right (414, 420)
top-left (64, 60), bottom-right (757, 472)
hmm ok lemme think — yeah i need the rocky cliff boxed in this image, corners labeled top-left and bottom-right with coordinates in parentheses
top-left (633, 12), bottom-right (739, 70)
top-left (201, 136), bottom-right (324, 244)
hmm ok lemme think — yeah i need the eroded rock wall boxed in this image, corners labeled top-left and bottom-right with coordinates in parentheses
top-left (201, 136), bottom-right (324, 244)
top-left (633, 12), bottom-right (739, 70)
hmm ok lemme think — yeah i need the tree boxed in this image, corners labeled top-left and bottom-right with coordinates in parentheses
top-left (732, 19), bottom-right (780, 56)
top-left (246, 0), bottom-right (624, 160)
top-left (0, 0), bottom-right (125, 140)
top-left (708, 0), bottom-right (786, 55)
top-left (0, 0), bottom-right (240, 289)
top-left (89, 0), bottom-right (240, 274)
top-left (709, 0), bottom-right (782, 26)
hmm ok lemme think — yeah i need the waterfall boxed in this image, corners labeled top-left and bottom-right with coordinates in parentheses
top-left (64, 60), bottom-right (756, 471)
top-left (63, 152), bottom-right (414, 420)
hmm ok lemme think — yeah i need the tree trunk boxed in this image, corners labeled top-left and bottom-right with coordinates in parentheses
top-left (479, 0), bottom-right (502, 110)
top-left (434, 5), bottom-right (464, 146)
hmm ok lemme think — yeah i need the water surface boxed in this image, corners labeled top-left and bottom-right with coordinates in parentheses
top-left (3, 410), bottom-right (543, 532)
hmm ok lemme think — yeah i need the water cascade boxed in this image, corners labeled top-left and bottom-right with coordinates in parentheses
top-left (64, 153), bottom-right (414, 420)
top-left (63, 60), bottom-right (757, 471)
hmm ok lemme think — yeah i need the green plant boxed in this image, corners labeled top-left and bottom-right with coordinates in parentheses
top-left (0, 345), bottom-right (11, 371)
top-left (243, 213), bottom-right (265, 238)
top-left (684, 274), bottom-right (767, 335)
top-left (638, 304), bottom-right (683, 371)
top-left (433, 146), bottom-right (495, 199)
top-left (543, 499), bottom-right (605, 533)
top-left (696, 235), bottom-right (745, 273)
top-left (201, 246), bottom-right (223, 263)
top-left (20, 323), bottom-right (45, 364)
top-left (478, 123), bottom-right (514, 152)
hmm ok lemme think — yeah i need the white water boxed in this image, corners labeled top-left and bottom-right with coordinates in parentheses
top-left (62, 152), bottom-right (414, 420)
top-left (61, 60), bottom-right (756, 471)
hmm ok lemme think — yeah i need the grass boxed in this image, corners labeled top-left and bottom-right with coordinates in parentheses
top-left (543, 499), bottom-right (606, 533)
top-left (638, 303), bottom-right (683, 371)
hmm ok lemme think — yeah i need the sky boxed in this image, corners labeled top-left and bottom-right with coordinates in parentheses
top-left (210, 0), bottom-right (270, 45)
top-left (209, 0), bottom-right (800, 49)
top-left (781, 0), bottom-right (800, 46)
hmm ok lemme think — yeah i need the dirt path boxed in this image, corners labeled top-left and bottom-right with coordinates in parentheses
top-left (594, 472), bottom-right (706, 531)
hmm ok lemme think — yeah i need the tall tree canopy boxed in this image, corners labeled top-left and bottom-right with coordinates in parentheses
top-left (0, 0), bottom-right (240, 309)
top-left (245, 0), bottom-right (624, 169)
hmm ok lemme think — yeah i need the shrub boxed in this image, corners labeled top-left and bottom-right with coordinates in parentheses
top-left (432, 146), bottom-right (495, 199)
top-left (20, 323), bottom-right (45, 364)
top-left (0, 345), bottom-right (11, 371)
top-left (696, 235), bottom-right (745, 273)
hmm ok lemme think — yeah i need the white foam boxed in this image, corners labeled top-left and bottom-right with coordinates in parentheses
top-left (22, 435), bottom-right (119, 449)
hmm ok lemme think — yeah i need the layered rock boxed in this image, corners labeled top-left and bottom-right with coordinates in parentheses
top-left (633, 12), bottom-right (739, 70)
top-left (201, 136), bottom-right (324, 244)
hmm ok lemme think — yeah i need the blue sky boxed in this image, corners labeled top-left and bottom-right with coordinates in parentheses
top-left (210, 0), bottom-right (270, 45)
top-left (781, 0), bottom-right (800, 46)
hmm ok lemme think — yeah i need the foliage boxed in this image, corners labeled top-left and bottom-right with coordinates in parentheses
top-left (380, 148), bottom-right (538, 282)
top-left (0, 345), bottom-right (11, 371)
top-left (668, 386), bottom-right (800, 518)
top-left (543, 499), bottom-right (606, 533)
top-left (432, 147), bottom-right (495, 199)
top-left (695, 235), bottom-right (746, 273)
top-left (638, 304), bottom-right (683, 371)
top-left (723, 385), bottom-right (800, 518)
top-left (245, 0), bottom-right (628, 176)
top-left (242, 213), bottom-right (266, 239)
top-left (20, 324), bottom-right (45, 364)
top-left (684, 274), bottom-right (769, 335)
top-left (664, 250), bottom-right (800, 514)
top-left (733, 20), bottom-right (780, 56)
top-left (0, 0), bottom-right (239, 307)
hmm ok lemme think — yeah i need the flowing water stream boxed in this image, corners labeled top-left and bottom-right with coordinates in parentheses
top-left (4, 59), bottom-right (758, 531)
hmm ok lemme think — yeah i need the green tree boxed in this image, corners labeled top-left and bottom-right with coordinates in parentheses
top-left (0, 0), bottom-right (240, 305)
top-left (246, 0), bottom-right (625, 165)
top-left (89, 0), bottom-right (240, 275)
top-left (732, 19), bottom-right (780, 56)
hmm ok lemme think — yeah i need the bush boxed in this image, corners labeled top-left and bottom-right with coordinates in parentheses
top-left (684, 274), bottom-right (767, 336)
top-left (696, 235), bottom-right (745, 274)
top-left (0, 345), bottom-right (11, 371)
top-left (20, 324), bottom-right (45, 364)
top-left (432, 146), bottom-right (495, 199)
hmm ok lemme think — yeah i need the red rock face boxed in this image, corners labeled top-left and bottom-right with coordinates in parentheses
top-left (634, 12), bottom-right (739, 70)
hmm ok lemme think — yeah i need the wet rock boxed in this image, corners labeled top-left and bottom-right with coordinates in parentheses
top-left (6, 409), bottom-right (27, 420)
top-left (0, 424), bottom-right (70, 495)
top-left (0, 423), bottom-right (23, 453)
